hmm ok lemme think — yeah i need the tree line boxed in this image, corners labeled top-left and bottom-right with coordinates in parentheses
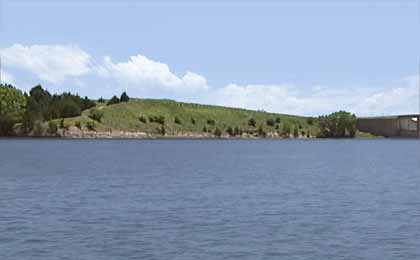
top-left (0, 84), bottom-right (130, 136)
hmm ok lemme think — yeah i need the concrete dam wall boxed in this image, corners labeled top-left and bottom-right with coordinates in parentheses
top-left (357, 115), bottom-right (420, 138)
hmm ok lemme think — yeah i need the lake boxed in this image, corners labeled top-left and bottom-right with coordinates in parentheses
top-left (1, 139), bottom-right (420, 259)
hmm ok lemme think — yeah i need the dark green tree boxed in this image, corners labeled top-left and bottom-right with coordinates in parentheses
top-left (120, 92), bottom-right (130, 102)
top-left (248, 118), bottom-right (256, 127)
top-left (0, 84), bottom-right (26, 136)
top-left (107, 96), bottom-right (120, 105)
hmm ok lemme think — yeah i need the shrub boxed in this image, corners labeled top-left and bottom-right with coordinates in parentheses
top-left (156, 126), bottom-right (166, 136)
top-left (266, 118), bottom-right (275, 127)
top-left (282, 122), bottom-right (292, 136)
top-left (59, 118), bottom-right (65, 129)
top-left (139, 115), bottom-right (147, 123)
top-left (293, 127), bottom-right (299, 138)
top-left (275, 117), bottom-right (281, 124)
top-left (88, 109), bottom-right (104, 122)
top-left (120, 92), bottom-right (130, 102)
top-left (149, 115), bottom-right (165, 125)
top-left (234, 126), bottom-right (243, 136)
top-left (213, 127), bottom-right (222, 137)
top-left (75, 121), bottom-right (82, 129)
top-left (207, 119), bottom-right (216, 126)
top-left (202, 126), bottom-right (207, 132)
top-left (98, 97), bottom-right (105, 103)
top-left (47, 121), bottom-right (58, 135)
top-left (33, 121), bottom-right (46, 136)
top-left (307, 117), bottom-right (314, 125)
top-left (86, 121), bottom-right (96, 131)
top-left (107, 96), bottom-right (120, 106)
top-left (248, 118), bottom-right (256, 127)
top-left (257, 125), bottom-right (266, 138)
top-left (191, 118), bottom-right (196, 125)
top-left (226, 126), bottom-right (234, 136)
top-left (174, 116), bottom-right (182, 124)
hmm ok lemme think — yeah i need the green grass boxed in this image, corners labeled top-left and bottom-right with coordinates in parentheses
top-left (64, 99), bottom-right (320, 137)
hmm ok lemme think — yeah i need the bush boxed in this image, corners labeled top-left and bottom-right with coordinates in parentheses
top-left (234, 126), bottom-right (243, 136)
top-left (75, 121), bottom-right (82, 129)
top-left (306, 117), bottom-right (314, 125)
top-left (59, 118), bottom-right (65, 129)
top-left (107, 96), bottom-right (120, 106)
top-left (248, 118), bottom-right (256, 127)
top-left (86, 121), bottom-right (96, 131)
top-left (120, 92), bottom-right (130, 102)
top-left (202, 126), bottom-right (207, 132)
top-left (191, 118), bottom-right (196, 125)
top-left (293, 127), bottom-right (299, 138)
top-left (98, 97), bottom-right (105, 103)
top-left (33, 121), bottom-right (46, 136)
top-left (174, 116), bottom-right (182, 124)
top-left (149, 115), bottom-right (165, 125)
top-left (213, 127), bottom-right (222, 137)
top-left (139, 115), bottom-right (147, 123)
top-left (226, 126), bottom-right (234, 136)
top-left (47, 121), bottom-right (58, 135)
top-left (266, 118), bottom-right (275, 127)
top-left (88, 109), bottom-right (104, 122)
top-left (207, 119), bottom-right (216, 126)
top-left (156, 126), bottom-right (166, 136)
top-left (282, 122), bottom-right (292, 136)
top-left (275, 117), bottom-right (281, 124)
top-left (257, 125), bottom-right (267, 138)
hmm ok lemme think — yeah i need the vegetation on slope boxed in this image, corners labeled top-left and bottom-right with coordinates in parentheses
top-left (0, 83), bottom-right (358, 138)
top-left (63, 98), bottom-right (320, 138)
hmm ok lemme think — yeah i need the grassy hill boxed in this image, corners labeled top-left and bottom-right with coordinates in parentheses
top-left (61, 99), bottom-right (319, 138)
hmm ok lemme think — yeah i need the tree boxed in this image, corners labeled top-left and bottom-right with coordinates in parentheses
top-left (0, 84), bottom-right (26, 136)
top-left (89, 109), bottom-right (104, 122)
top-left (207, 119), bottom-right (216, 126)
top-left (318, 111), bottom-right (357, 138)
top-left (47, 121), bottom-right (58, 135)
top-left (174, 116), bottom-right (182, 124)
top-left (282, 122), bottom-right (292, 137)
top-left (257, 125), bottom-right (267, 138)
top-left (120, 92), bottom-right (130, 102)
top-left (293, 127), bottom-right (299, 138)
top-left (213, 127), bottom-right (222, 137)
top-left (266, 118), bottom-right (275, 126)
top-left (248, 118), bottom-right (256, 127)
top-left (107, 96), bottom-right (120, 105)
top-left (226, 126), bottom-right (234, 136)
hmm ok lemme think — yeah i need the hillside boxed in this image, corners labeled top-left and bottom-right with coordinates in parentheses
top-left (60, 99), bottom-right (319, 138)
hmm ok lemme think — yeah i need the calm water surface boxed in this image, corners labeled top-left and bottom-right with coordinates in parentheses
top-left (1, 139), bottom-right (420, 260)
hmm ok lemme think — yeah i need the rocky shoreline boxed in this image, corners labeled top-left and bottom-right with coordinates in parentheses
top-left (48, 126), bottom-right (313, 139)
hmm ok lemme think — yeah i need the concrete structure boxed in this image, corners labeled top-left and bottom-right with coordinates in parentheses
top-left (357, 115), bottom-right (420, 138)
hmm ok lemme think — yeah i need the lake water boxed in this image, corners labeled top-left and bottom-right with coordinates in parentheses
top-left (1, 139), bottom-right (420, 260)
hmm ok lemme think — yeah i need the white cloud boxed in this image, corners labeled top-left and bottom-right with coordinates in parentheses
top-left (99, 55), bottom-right (208, 94)
top-left (206, 75), bottom-right (419, 116)
top-left (1, 44), bottom-right (92, 84)
top-left (1, 70), bottom-right (14, 84)
top-left (2, 43), bottom-right (418, 116)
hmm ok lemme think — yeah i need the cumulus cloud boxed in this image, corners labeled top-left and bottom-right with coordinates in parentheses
top-left (98, 55), bottom-right (208, 94)
top-left (1, 69), bottom-right (14, 84)
top-left (1, 44), bottom-right (92, 84)
top-left (207, 75), bottom-right (419, 116)
top-left (1, 43), bottom-right (418, 116)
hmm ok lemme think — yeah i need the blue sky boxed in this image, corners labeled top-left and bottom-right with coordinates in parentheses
top-left (1, 0), bottom-right (419, 116)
